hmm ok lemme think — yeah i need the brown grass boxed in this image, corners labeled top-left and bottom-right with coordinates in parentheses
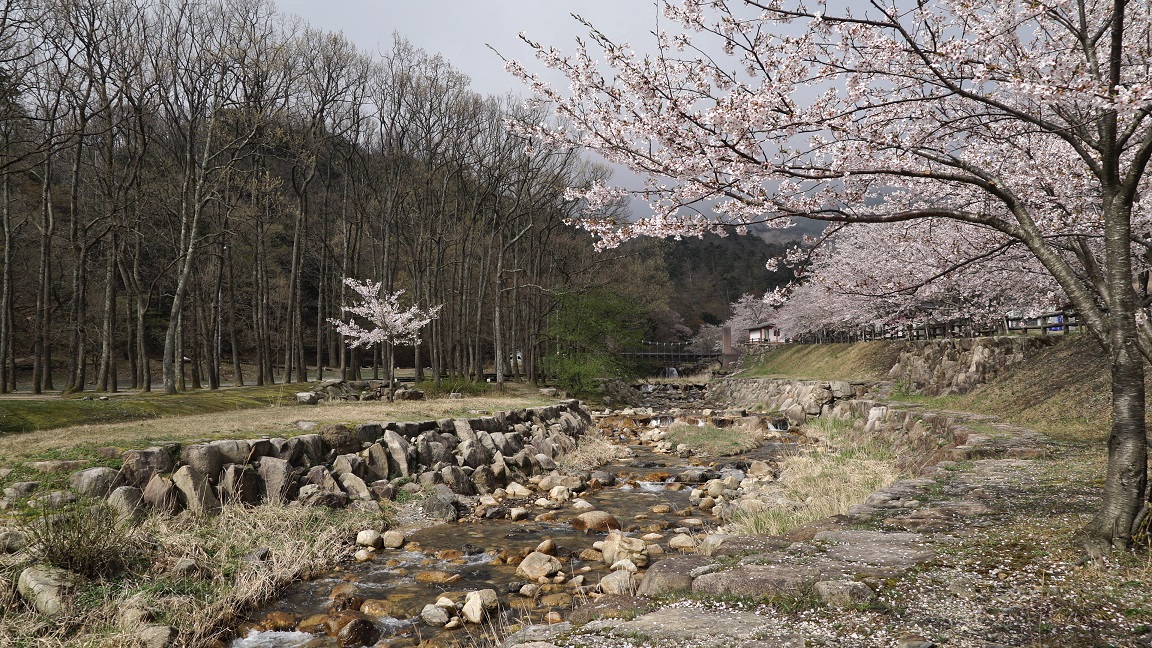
top-left (557, 433), bottom-right (635, 471)
top-left (740, 341), bottom-right (901, 382)
top-left (729, 417), bottom-right (906, 536)
top-left (0, 503), bottom-right (390, 647)
top-left (0, 393), bottom-right (552, 464)
top-left (667, 421), bottom-right (763, 457)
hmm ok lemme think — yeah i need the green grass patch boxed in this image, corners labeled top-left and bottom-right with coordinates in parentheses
top-left (0, 385), bottom-right (294, 434)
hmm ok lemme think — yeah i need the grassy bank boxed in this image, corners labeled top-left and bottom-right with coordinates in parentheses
top-left (0, 387), bottom-right (552, 467)
top-left (742, 336), bottom-right (1113, 445)
top-left (739, 341), bottom-right (901, 382)
top-left (0, 385), bottom-right (296, 435)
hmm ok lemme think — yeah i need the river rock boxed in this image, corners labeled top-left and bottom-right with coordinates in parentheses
top-left (462, 589), bottom-right (499, 624)
top-left (506, 482), bottom-right (532, 498)
top-left (414, 570), bottom-right (461, 584)
top-left (382, 530), bottom-right (405, 548)
top-left (571, 511), bottom-right (621, 532)
top-left (420, 603), bottom-right (450, 626)
top-left (120, 448), bottom-right (174, 488)
top-left (356, 530), bottom-right (383, 549)
top-left (599, 531), bottom-right (649, 567)
top-left (142, 474), bottom-right (181, 515)
top-left (516, 552), bottom-right (561, 581)
top-left (68, 467), bottom-right (119, 498)
top-left (172, 465), bottom-right (220, 514)
top-left (336, 617), bottom-right (380, 647)
top-left (17, 565), bottom-right (78, 616)
top-left (598, 569), bottom-right (636, 595)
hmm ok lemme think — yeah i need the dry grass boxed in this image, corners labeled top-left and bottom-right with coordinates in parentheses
top-left (558, 433), bottom-right (635, 471)
top-left (729, 417), bottom-right (906, 536)
top-left (0, 503), bottom-right (389, 647)
top-left (740, 341), bottom-right (902, 382)
top-left (667, 421), bottom-right (763, 457)
top-left (0, 393), bottom-right (552, 464)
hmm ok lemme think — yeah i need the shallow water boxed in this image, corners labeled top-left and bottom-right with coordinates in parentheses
top-left (233, 411), bottom-right (802, 647)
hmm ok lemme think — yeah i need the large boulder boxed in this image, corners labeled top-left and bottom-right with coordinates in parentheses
top-left (515, 552), bottom-right (561, 581)
top-left (318, 424), bottom-right (360, 455)
top-left (105, 486), bottom-right (145, 526)
top-left (294, 434), bottom-right (326, 463)
top-left (257, 457), bottom-right (299, 504)
top-left (297, 484), bottom-right (350, 509)
top-left (636, 556), bottom-right (715, 597)
top-left (440, 466), bottom-right (475, 496)
top-left (217, 464), bottom-right (261, 505)
top-left (172, 466), bottom-right (221, 514)
top-left (471, 466), bottom-right (498, 495)
top-left (179, 445), bottom-right (224, 482)
top-left (69, 467), bottom-right (119, 498)
top-left (381, 430), bottom-right (413, 478)
top-left (119, 448), bottom-right (174, 488)
top-left (457, 439), bottom-right (491, 469)
top-left (209, 439), bottom-right (253, 465)
top-left (337, 472), bottom-right (372, 501)
top-left (142, 474), bottom-right (181, 515)
top-left (306, 465), bottom-right (342, 493)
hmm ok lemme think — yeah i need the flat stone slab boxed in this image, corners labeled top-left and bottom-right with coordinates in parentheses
top-left (692, 562), bottom-right (850, 598)
top-left (601, 607), bottom-right (803, 646)
top-left (813, 530), bottom-right (935, 569)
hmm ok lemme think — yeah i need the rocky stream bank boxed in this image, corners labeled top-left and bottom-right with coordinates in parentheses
top-left (3, 374), bottom-right (1147, 648)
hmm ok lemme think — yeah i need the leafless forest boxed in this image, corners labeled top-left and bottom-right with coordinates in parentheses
top-left (0, 0), bottom-right (696, 394)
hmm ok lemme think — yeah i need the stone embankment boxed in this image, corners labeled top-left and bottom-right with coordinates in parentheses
top-left (887, 336), bottom-right (1055, 396)
top-left (0, 401), bottom-right (592, 623)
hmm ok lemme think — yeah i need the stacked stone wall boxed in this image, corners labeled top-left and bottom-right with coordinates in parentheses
top-left (66, 400), bottom-right (592, 522)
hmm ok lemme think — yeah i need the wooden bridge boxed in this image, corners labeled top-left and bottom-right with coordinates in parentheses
top-left (622, 341), bottom-right (721, 362)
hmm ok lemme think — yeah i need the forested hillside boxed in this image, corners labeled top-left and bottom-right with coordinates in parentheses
top-left (658, 226), bottom-right (800, 330)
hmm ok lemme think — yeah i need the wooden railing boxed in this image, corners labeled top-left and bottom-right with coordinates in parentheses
top-left (787, 311), bottom-right (1080, 344)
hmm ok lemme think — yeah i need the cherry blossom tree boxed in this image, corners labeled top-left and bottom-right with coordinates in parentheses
top-left (511, 0), bottom-right (1152, 551)
top-left (329, 278), bottom-right (441, 395)
top-left (771, 219), bottom-right (1068, 337)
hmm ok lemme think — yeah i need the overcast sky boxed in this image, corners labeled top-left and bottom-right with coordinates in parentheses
top-left (273, 0), bottom-right (663, 99)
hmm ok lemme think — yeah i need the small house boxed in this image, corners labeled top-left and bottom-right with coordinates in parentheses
top-left (747, 322), bottom-right (783, 344)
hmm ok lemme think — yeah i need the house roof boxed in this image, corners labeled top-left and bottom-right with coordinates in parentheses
top-left (747, 322), bottom-right (775, 330)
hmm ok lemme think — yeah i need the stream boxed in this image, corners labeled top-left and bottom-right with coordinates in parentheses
top-left (231, 388), bottom-right (801, 647)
